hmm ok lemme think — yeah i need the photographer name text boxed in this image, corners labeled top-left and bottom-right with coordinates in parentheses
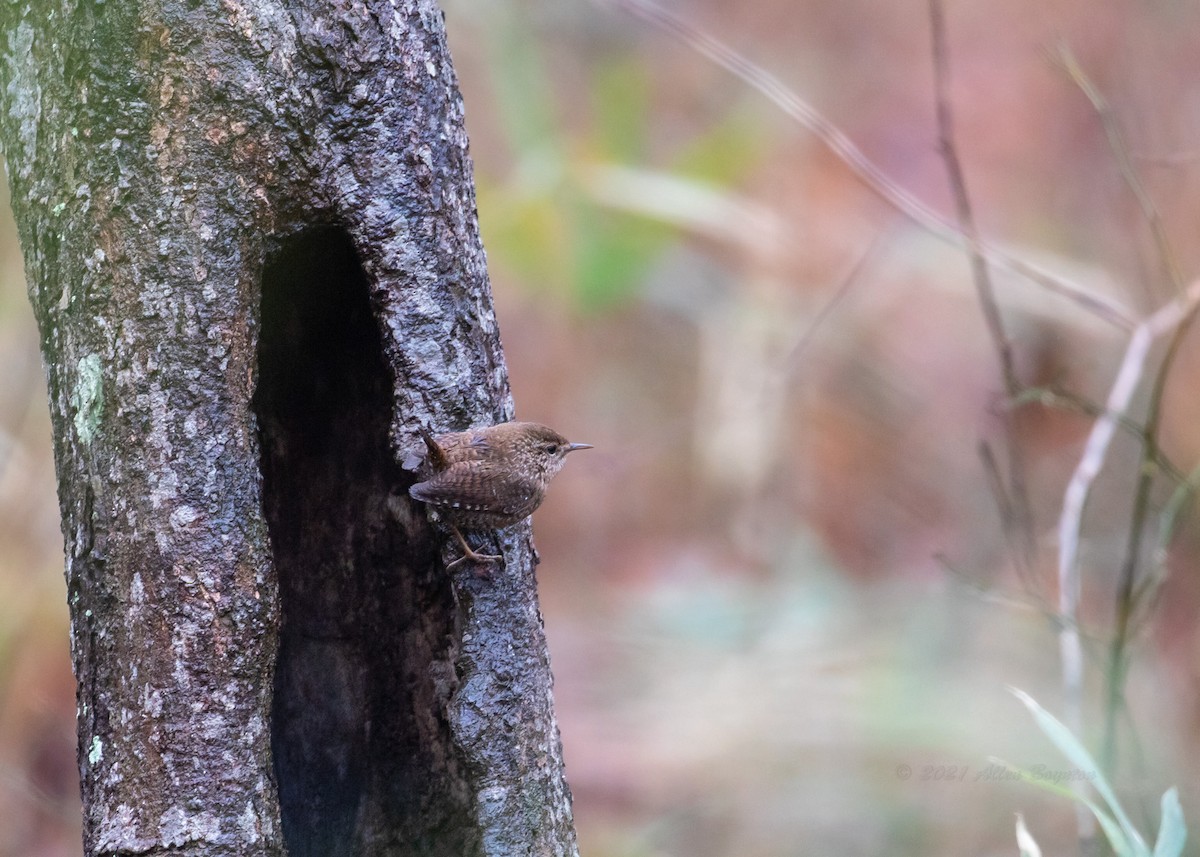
top-left (894, 763), bottom-right (1096, 785)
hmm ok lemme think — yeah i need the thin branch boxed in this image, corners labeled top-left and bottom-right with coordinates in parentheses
top-left (1104, 463), bottom-right (1200, 675)
top-left (978, 438), bottom-right (1041, 590)
top-left (935, 553), bottom-right (1110, 647)
top-left (1058, 277), bottom-right (1200, 761)
top-left (1102, 301), bottom-right (1200, 774)
top-left (1051, 43), bottom-right (1185, 298)
top-left (978, 441), bottom-right (1013, 551)
top-left (929, 0), bottom-right (1035, 576)
top-left (605, 0), bottom-right (1138, 332)
top-left (1104, 463), bottom-right (1200, 665)
top-left (930, 0), bottom-right (1015, 394)
top-left (783, 228), bottom-right (891, 371)
top-left (1048, 43), bottom-right (1194, 780)
top-left (1153, 462), bottom-right (1200, 574)
top-left (1008, 386), bottom-right (1185, 483)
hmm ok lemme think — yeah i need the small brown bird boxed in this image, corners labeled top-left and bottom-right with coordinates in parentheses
top-left (407, 421), bottom-right (592, 569)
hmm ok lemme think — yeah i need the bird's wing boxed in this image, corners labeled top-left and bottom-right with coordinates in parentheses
top-left (440, 430), bottom-right (492, 462)
top-left (409, 462), bottom-right (540, 518)
top-left (403, 427), bottom-right (489, 473)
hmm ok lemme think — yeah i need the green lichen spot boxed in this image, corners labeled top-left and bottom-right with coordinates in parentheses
top-left (72, 354), bottom-right (103, 445)
top-left (88, 736), bottom-right (103, 765)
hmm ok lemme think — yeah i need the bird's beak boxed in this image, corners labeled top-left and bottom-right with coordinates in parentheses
top-left (565, 442), bottom-right (593, 453)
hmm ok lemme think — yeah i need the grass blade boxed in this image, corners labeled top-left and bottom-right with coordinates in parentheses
top-left (1009, 687), bottom-right (1147, 853)
top-left (1153, 787), bottom-right (1187, 857)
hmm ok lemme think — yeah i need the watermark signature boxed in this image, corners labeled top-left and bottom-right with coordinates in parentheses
top-left (896, 763), bottom-right (1097, 785)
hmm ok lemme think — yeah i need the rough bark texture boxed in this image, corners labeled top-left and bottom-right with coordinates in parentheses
top-left (0, 1), bottom-right (578, 854)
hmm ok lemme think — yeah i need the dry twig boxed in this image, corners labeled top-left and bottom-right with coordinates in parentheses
top-left (1051, 43), bottom-right (1184, 298)
top-left (930, 0), bottom-right (1015, 392)
top-left (783, 228), bottom-right (891, 371)
top-left (1057, 278), bottom-right (1200, 757)
top-left (1049, 42), bottom-right (1194, 776)
top-left (928, 0), bottom-right (1035, 577)
top-left (605, 0), bottom-right (1138, 332)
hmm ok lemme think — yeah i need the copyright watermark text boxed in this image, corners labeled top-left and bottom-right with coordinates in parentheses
top-left (896, 762), bottom-right (1097, 785)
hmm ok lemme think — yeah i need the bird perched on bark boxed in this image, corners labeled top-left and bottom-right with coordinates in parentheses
top-left (407, 421), bottom-right (592, 569)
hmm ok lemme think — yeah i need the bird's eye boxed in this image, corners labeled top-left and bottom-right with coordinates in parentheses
top-left (544, 444), bottom-right (559, 455)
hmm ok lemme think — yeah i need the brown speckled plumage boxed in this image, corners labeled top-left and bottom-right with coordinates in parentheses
top-left (407, 421), bottom-right (591, 568)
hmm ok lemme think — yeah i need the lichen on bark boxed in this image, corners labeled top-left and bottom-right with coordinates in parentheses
top-left (0, 0), bottom-right (579, 854)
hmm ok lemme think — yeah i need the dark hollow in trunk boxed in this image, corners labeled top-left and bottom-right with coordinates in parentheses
top-left (0, 0), bottom-right (580, 850)
top-left (255, 228), bottom-right (472, 855)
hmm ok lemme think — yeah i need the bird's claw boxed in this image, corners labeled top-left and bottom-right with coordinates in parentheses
top-left (446, 550), bottom-right (503, 570)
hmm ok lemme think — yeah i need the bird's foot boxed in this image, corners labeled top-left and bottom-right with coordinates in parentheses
top-left (447, 525), bottom-right (503, 576)
top-left (446, 547), bottom-right (503, 571)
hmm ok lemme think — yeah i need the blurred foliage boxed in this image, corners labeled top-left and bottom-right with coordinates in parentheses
top-left (462, 0), bottom-right (772, 311)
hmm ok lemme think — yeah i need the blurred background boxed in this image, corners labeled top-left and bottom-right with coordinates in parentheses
top-left (5, 0), bottom-right (1200, 854)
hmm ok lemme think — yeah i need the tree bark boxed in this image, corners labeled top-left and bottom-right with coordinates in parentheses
top-left (0, 1), bottom-right (578, 855)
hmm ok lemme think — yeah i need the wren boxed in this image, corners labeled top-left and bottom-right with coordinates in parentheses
top-left (407, 421), bottom-right (592, 569)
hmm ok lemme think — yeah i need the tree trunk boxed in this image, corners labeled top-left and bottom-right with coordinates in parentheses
top-left (0, 1), bottom-right (578, 854)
